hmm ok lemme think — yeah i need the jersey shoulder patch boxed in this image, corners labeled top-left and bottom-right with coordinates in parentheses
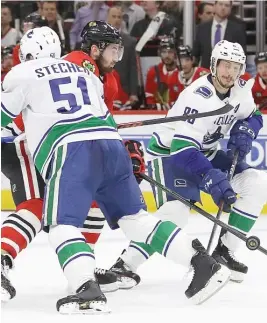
top-left (238, 78), bottom-right (247, 88)
top-left (194, 86), bottom-right (213, 99)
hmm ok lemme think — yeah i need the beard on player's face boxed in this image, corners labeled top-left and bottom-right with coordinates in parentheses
top-left (217, 73), bottom-right (235, 89)
top-left (97, 56), bottom-right (116, 75)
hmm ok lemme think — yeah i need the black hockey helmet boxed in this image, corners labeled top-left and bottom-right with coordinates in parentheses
top-left (159, 37), bottom-right (176, 50)
top-left (23, 12), bottom-right (48, 28)
top-left (81, 20), bottom-right (122, 53)
top-left (177, 45), bottom-right (193, 59)
top-left (255, 52), bottom-right (267, 65)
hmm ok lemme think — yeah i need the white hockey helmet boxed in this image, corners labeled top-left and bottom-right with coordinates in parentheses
top-left (210, 40), bottom-right (246, 77)
top-left (19, 26), bottom-right (61, 62)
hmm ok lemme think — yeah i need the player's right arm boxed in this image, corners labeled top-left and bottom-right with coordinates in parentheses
top-left (1, 68), bottom-right (26, 127)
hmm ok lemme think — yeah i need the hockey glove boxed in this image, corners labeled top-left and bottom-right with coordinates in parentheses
top-left (227, 120), bottom-right (255, 162)
top-left (200, 169), bottom-right (237, 212)
top-left (124, 140), bottom-right (145, 184)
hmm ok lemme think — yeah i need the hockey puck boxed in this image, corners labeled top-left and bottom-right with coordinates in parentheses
top-left (246, 236), bottom-right (260, 251)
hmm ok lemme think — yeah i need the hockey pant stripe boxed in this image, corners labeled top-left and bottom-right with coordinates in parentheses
top-left (44, 145), bottom-right (67, 226)
top-left (152, 159), bottom-right (167, 208)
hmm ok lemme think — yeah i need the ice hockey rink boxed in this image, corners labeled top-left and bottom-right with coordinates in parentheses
top-left (1, 211), bottom-right (267, 323)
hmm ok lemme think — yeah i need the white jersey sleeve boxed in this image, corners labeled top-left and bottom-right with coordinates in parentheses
top-left (1, 68), bottom-right (27, 126)
top-left (147, 75), bottom-right (262, 159)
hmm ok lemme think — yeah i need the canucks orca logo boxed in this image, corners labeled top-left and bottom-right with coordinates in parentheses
top-left (194, 86), bottom-right (213, 99)
top-left (203, 126), bottom-right (224, 145)
top-left (27, 30), bottom-right (34, 38)
top-left (238, 78), bottom-right (246, 88)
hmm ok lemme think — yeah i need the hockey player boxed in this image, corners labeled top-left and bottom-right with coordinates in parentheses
top-left (64, 21), bottom-right (122, 252)
top-left (12, 12), bottom-right (49, 67)
top-left (111, 40), bottom-right (267, 286)
top-left (252, 51), bottom-right (267, 111)
top-left (145, 37), bottom-right (182, 110)
top-left (64, 21), bottom-right (120, 112)
top-left (1, 21), bottom-right (123, 301)
top-left (174, 45), bottom-right (209, 88)
top-left (1, 26), bottom-right (230, 313)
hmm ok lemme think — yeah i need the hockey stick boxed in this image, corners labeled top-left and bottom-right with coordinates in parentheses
top-left (140, 173), bottom-right (267, 256)
top-left (206, 151), bottom-right (239, 253)
top-left (136, 52), bottom-right (147, 108)
top-left (1, 136), bottom-right (16, 143)
top-left (117, 103), bottom-right (235, 129)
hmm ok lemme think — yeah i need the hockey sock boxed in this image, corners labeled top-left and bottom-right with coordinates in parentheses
top-left (1, 198), bottom-right (43, 260)
top-left (223, 169), bottom-right (267, 251)
top-left (222, 205), bottom-right (259, 252)
top-left (49, 224), bottom-right (95, 292)
top-left (119, 212), bottom-right (195, 268)
top-left (147, 221), bottom-right (195, 267)
top-left (121, 242), bottom-right (155, 272)
top-left (80, 205), bottom-right (105, 249)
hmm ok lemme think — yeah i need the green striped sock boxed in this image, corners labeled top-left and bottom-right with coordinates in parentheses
top-left (229, 208), bottom-right (257, 234)
top-left (149, 221), bottom-right (181, 256)
top-left (57, 239), bottom-right (94, 271)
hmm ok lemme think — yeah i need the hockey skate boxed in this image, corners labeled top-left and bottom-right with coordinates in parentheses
top-left (57, 279), bottom-right (111, 314)
top-left (212, 238), bottom-right (248, 283)
top-left (185, 239), bottom-right (230, 305)
top-left (110, 255), bottom-right (141, 289)
top-left (94, 268), bottom-right (119, 293)
top-left (1, 254), bottom-right (16, 302)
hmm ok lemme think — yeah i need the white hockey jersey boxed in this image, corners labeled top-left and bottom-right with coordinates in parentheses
top-left (147, 74), bottom-right (260, 160)
top-left (1, 58), bottom-right (121, 176)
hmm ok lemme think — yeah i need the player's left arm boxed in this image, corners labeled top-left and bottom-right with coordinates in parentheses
top-left (1, 69), bottom-right (26, 127)
top-left (227, 79), bottom-right (263, 161)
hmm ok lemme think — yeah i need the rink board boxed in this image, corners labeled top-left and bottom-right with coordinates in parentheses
top-left (1, 113), bottom-right (267, 213)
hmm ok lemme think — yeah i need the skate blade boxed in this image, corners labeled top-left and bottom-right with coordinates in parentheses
top-left (230, 270), bottom-right (245, 283)
top-left (117, 277), bottom-right (137, 290)
top-left (100, 282), bottom-right (119, 293)
top-left (190, 266), bottom-right (231, 305)
top-left (58, 301), bottom-right (111, 315)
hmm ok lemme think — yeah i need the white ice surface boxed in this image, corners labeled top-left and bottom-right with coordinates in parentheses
top-left (1, 212), bottom-right (267, 323)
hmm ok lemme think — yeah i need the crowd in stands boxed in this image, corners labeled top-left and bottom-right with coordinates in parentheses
top-left (1, 1), bottom-right (267, 112)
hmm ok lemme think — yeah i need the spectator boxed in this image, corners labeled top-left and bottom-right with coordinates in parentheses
top-left (35, 2), bottom-right (43, 16)
top-left (161, 1), bottom-right (183, 22)
top-left (70, 1), bottom-right (109, 50)
top-left (114, 1), bottom-right (145, 34)
top-left (252, 52), bottom-right (267, 112)
top-left (42, 1), bottom-right (70, 53)
top-left (193, 0), bottom-right (246, 69)
top-left (197, 2), bottom-right (214, 24)
top-left (1, 4), bottom-right (22, 47)
top-left (12, 13), bottom-right (48, 67)
top-left (145, 37), bottom-right (181, 110)
top-left (1, 46), bottom-right (14, 81)
top-left (131, 1), bottom-right (180, 56)
top-left (107, 5), bottom-right (139, 109)
top-left (175, 45), bottom-right (209, 88)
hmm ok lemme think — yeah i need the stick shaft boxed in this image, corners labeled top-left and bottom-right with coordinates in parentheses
top-left (117, 104), bottom-right (234, 129)
top-left (206, 151), bottom-right (239, 253)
